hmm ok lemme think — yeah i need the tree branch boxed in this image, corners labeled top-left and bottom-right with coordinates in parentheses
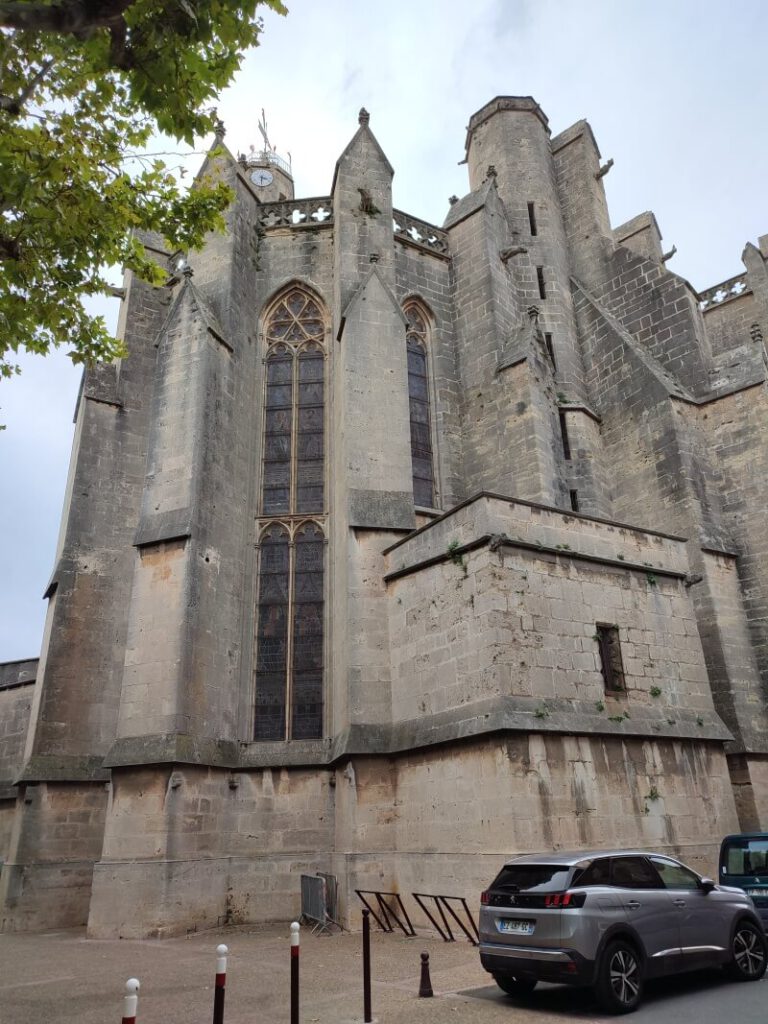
top-left (0, 0), bottom-right (133, 36)
top-left (0, 57), bottom-right (56, 116)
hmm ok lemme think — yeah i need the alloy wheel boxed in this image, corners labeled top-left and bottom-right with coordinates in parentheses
top-left (609, 948), bottom-right (640, 1005)
top-left (734, 926), bottom-right (766, 977)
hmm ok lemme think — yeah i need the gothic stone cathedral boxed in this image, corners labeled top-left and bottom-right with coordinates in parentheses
top-left (1, 97), bottom-right (767, 937)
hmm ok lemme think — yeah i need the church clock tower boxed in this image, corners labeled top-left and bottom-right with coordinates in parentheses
top-left (240, 110), bottom-right (294, 202)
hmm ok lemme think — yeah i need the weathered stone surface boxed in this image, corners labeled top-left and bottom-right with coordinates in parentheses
top-left (1, 95), bottom-right (766, 936)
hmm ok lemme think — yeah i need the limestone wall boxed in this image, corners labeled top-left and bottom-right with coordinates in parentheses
top-left (89, 765), bottom-right (334, 938)
top-left (701, 386), bottom-right (768, 710)
top-left (0, 665), bottom-right (36, 863)
top-left (334, 732), bottom-right (738, 928)
top-left (703, 292), bottom-right (761, 358)
top-left (0, 669), bottom-right (35, 787)
top-left (387, 501), bottom-right (713, 729)
top-left (745, 757), bottom-right (768, 827)
top-left (0, 781), bottom-right (107, 931)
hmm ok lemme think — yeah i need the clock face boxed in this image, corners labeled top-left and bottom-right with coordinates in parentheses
top-left (250, 169), bottom-right (274, 187)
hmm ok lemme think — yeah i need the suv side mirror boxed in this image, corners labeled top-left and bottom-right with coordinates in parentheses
top-left (700, 877), bottom-right (716, 893)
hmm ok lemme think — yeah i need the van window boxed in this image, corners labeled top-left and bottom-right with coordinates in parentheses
top-left (722, 838), bottom-right (768, 877)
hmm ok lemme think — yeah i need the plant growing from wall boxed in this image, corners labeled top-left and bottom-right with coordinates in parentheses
top-left (447, 538), bottom-right (468, 577)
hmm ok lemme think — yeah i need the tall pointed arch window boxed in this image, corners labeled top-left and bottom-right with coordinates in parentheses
top-left (262, 290), bottom-right (325, 516)
top-left (404, 302), bottom-right (436, 508)
top-left (255, 288), bottom-right (327, 741)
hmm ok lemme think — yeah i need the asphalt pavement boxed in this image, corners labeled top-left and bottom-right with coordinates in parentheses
top-left (0, 922), bottom-right (765, 1024)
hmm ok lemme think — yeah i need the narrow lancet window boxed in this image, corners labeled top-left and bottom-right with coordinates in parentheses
top-left (291, 523), bottom-right (324, 739)
top-left (254, 525), bottom-right (290, 740)
top-left (256, 287), bottom-right (327, 741)
top-left (404, 303), bottom-right (436, 508)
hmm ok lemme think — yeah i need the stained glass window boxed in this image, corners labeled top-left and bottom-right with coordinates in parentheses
top-left (260, 292), bottom-right (325, 515)
top-left (254, 525), bottom-right (290, 740)
top-left (291, 523), bottom-right (324, 739)
top-left (404, 304), bottom-right (436, 508)
top-left (255, 288), bottom-right (327, 741)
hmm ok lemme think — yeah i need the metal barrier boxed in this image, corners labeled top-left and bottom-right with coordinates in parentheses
top-left (317, 871), bottom-right (338, 924)
top-left (411, 893), bottom-right (479, 945)
top-left (354, 890), bottom-right (415, 936)
top-left (301, 873), bottom-right (341, 934)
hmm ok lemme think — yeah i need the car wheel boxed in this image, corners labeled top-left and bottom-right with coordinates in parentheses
top-left (594, 939), bottom-right (643, 1015)
top-left (725, 920), bottom-right (767, 981)
top-left (492, 973), bottom-right (538, 996)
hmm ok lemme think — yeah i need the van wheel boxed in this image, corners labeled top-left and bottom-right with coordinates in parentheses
top-left (594, 939), bottom-right (643, 1014)
top-left (493, 973), bottom-right (538, 996)
top-left (725, 921), bottom-right (767, 981)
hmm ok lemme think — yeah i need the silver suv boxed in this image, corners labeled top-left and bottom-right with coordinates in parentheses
top-left (479, 849), bottom-right (767, 1014)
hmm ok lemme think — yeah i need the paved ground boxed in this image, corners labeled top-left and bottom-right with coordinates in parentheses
top-left (0, 923), bottom-right (766, 1024)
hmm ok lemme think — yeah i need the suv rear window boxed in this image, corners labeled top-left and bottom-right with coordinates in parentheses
top-left (491, 864), bottom-right (573, 893)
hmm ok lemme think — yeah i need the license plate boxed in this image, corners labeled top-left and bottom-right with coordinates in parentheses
top-left (498, 918), bottom-right (535, 935)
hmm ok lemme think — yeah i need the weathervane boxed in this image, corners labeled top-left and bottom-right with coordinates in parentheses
top-left (258, 108), bottom-right (274, 152)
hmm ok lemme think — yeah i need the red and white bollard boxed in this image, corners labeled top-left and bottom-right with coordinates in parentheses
top-left (290, 921), bottom-right (300, 1024)
top-left (213, 943), bottom-right (228, 1024)
top-left (121, 978), bottom-right (140, 1024)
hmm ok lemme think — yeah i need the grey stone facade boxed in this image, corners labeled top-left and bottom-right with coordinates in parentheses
top-left (1, 96), bottom-right (766, 937)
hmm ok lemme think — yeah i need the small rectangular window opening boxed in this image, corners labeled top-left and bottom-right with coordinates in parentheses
top-left (527, 202), bottom-right (538, 236)
top-left (569, 489), bottom-right (579, 511)
top-left (596, 624), bottom-right (625, 693)
top-left (544, 332), bottom-right (556, 370)
top-left (559, 411), bottom-right (571, 461)
top-left (537, 266), bottom-right (547, 300)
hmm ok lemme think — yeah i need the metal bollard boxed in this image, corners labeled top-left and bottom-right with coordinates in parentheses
top-left (418, 952), bottom-right (433, 997)
top-left (362, 908), bottom-right (372, 1023)
top-left (213, 943), bottom-right (228, 1024)
top-left (122, 978), bottom-right (140, 1024)
top-left (290, 921), bottom-right (300, 1024)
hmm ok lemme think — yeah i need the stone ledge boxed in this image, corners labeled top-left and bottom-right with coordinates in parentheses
top-left (104, 734), bottom-right (240, 769)
top-left (18, 755), bottom-right (111, 783)
top-left (329, 697), bottom-right (732, 762)
top-left (24, 704), bottom-right (735, 780)
top-left (133, 509), bottom-right (193, 548)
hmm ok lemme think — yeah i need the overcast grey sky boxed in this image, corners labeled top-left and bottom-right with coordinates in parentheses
top-left (1, 0), bottom-right (766, 661)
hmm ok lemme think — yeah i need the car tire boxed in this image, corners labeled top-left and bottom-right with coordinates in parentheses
top-left (594, 939), bottom-right (643, 1015)
top-left (725, 920), bottom-right (767, 981)
top-left (492, 973), bottom-right (538, 996)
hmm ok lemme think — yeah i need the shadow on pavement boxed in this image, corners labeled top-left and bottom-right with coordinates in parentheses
top-left (460, 969), bottom-right (747, 1019)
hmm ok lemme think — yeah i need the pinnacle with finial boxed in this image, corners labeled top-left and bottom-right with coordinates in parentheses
top-left (358, 107), bottom-right (370, 126)
top-left (213, 118), bottom-right (225, 143)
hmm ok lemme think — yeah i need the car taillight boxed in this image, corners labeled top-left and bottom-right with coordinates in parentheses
top-left (481, 890), bottom-right (490, 905)
top-left (544, 891), bottom-right (586, 908)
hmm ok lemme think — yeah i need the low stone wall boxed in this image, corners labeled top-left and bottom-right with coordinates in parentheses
top-left (87, 727), bottom-right (739, 937)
